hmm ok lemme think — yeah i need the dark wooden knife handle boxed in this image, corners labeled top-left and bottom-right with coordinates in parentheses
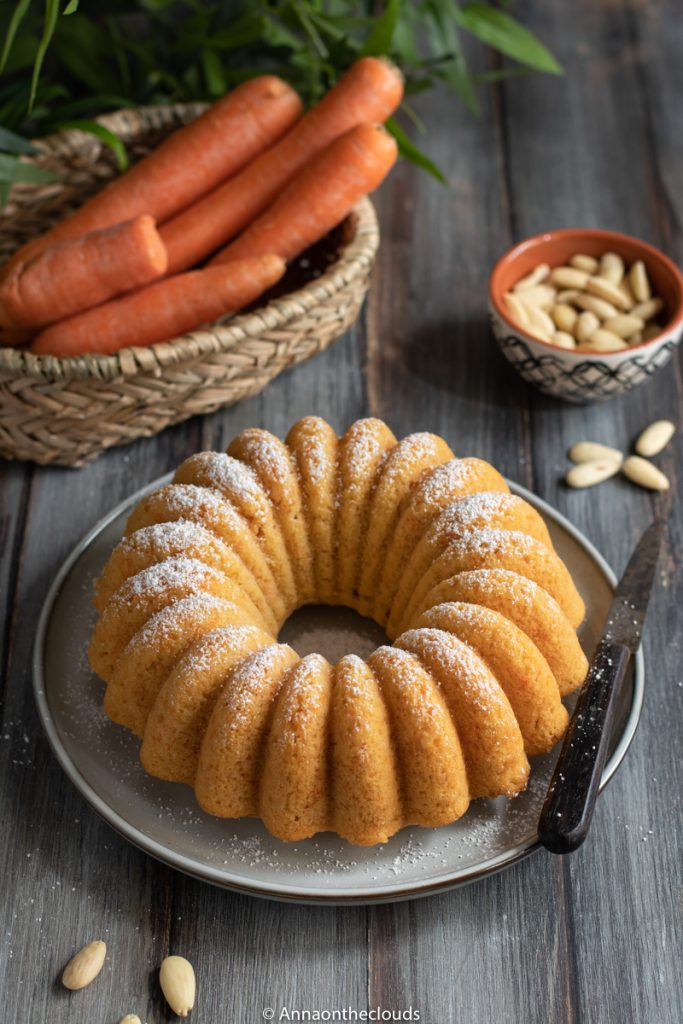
top-left (538, 638), bottom-right (631, 854)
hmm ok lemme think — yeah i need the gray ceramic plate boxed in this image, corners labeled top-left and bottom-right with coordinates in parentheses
top-left (33, 476), bottom-right (644, 905)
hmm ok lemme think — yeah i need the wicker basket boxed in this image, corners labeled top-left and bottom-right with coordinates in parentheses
top-left (0, 104), bottom-right (379, 467)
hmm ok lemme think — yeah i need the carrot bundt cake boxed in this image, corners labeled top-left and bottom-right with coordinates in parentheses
top-left (89, 417), bottom-right (588, 846)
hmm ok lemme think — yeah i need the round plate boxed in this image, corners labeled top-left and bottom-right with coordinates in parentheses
top-left (33, 476), bottom-right (644, 904)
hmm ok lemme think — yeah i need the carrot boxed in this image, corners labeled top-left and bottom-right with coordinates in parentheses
top-left (211, 123), bottom-right (397, 266)
top-left (4, 77), bottom-right (302, 276)
top-left (30, 254), bottom-right (285, 357)
top-left (0, 215), bottom-right (167, 329)
top-left (160, 57), bottom-right (403, 275)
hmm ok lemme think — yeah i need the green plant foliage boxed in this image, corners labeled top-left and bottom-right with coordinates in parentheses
top-left (0, 1), bottom-right (562, 201)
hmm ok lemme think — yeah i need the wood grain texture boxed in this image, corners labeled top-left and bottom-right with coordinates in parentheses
top-left (1, 3), bottom-right (682, 1022)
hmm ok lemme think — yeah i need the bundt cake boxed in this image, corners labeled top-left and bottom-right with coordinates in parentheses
top-left (89, 417), bottom-right (588, 846)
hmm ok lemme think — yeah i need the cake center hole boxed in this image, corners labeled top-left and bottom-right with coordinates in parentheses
top-left (278, 605), bottom-right (388, 663)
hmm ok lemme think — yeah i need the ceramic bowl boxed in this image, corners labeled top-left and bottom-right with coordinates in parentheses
top-left (489, 228), bottom-right (683, 403)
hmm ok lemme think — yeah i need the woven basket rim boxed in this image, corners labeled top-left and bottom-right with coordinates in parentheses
top-left (0, 103), bottom-right (379, 383)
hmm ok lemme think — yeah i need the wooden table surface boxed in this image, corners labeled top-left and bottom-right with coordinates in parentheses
top-left (1, 5), bottom-right (682, 1023)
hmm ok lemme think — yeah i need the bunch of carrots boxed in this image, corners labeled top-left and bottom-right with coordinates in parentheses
top-left (0, 58), bottom-right (403, 358)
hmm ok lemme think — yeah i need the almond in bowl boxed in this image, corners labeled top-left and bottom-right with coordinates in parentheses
top-left (489, 228), bottom-right (683, 403)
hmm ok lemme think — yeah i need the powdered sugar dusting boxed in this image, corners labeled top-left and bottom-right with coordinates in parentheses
top-left (116, 556), bottom-right (223, 600)
top-left (125, 518), bottom-right (219, 550)
top-left (235, 432), bottom-right (294, 485)
top-left (379, 433), bottom-right (446, 486)
top-left (414, 458), bottom-right (499, 509)
top-left (398, 627), bottom-right (508, 713)
top-left (183, 453), bottom-right (265, 504)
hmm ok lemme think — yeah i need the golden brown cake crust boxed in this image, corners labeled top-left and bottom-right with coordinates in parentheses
top-left (90, 417), bottom-right (588, 846)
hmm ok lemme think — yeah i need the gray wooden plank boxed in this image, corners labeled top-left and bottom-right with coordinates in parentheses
top-left (501, 3), bottom-right (683, 1023)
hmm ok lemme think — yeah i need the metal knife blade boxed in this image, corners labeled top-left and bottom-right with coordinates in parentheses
top-left (602, 518), bottom-right (664, 652)
top-left (538, 518), bottom-right (663, 854)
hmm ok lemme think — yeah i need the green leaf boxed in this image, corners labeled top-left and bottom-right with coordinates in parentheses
top-left (360, 0), bottom-right (400, 57)
top-left (456, 5), bottom-right (562, 74)
top-left (422, 1), bottom-right (479, 114)
top-left (63, 0), bottom-right (79, 13)
top-left (385, 116), bottom-right (448, 185)
top-left (55, 119), bottom-right (128, 171)
top-left (201, 49), bottom-right (227, 98)
top-left (0, 153), bottom-right (60, 184)
top-left (29, 0), bottom-right (62, 112)
top-left (0, 0), bottom-right (33, 75)
top-left (471, 66), bottom-right (533, 84)
top-left (0, 124), bottom-right (38, 155)
top-left (202, 15), bottom-right (268, 52)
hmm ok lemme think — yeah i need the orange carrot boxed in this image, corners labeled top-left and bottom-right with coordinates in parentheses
top-left (160, 57), bottom-right (403, 275)
top-left (31, 254), bottom-right (285, 357)
top-left (0, 215), bottom-right (167, 329)
top-left (211, 123), bottom-right (397, 265)
top-left (4, 77), bottom-right (302, 275)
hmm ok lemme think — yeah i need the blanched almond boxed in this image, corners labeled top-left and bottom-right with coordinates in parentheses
top-left (517, 284), bottom-right (556, 310)
top-left (574, 293), bottom-right (619, 320)
top-left (622, 456), bottom-right (670, 491)
top-left (599, 252), bottom-right (625, 285)
top-left (556, 288), bottom-right (581, 304)
top-left (551, 303), bottom-right (578, 332)
top-left (570, 254), bottom-right (599, 273)
top-left (549, 267), bottom-right (590, 289)
top-left (574, 310), bottom-right (600, 344)
top-left (631, 297), bottom-right (664, 321)
top-left (568, 442), bottom-right (623, 464)
top-left (583, 329), bottom-right (628, 352)
top-left (629, 260), bottom-right (651, 303)
top-left (504, 291), bottom-right (530, 327)
top-left (552, 331), bottom-right (577, 350)
top-left (619, 278), bottom-right (636, 307)
top-left (565, 459), bottom-right (622, 488)
top-left (525, 303), bottom-right (556, 337)
top-left (62, 940), bottom-right (106, 991)
top-left (635, 420), bottom-right (675, 457)
top-left (160, 956), bottom-right (196, 1018)
top-left (513, 263), bottom-right (550, 290)
top-left (602, 314), bottom-right (645, 338)
top-left (586, 275), bottom-right (632, 310)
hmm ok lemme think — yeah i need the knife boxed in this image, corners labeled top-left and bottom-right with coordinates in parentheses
top-left (538, 518), bottom-right (663, 854)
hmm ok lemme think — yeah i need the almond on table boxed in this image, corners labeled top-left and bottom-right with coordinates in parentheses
top-left (634, 420), bottom-right (675, 457)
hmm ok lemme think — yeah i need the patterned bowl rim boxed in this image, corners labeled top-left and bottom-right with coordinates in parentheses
top-left (489, 227), bottom-right (683, 358)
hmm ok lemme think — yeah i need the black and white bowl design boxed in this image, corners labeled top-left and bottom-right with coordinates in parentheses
top-left (490, 305), bottom-right (682, 403)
